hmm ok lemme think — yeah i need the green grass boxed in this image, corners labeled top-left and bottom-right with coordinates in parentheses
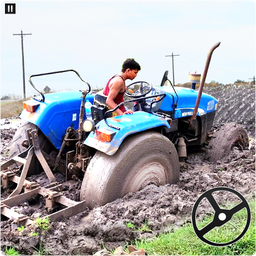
top-left (133, 200), bottom-right (255, 255)
top-left (5, 247), bottom-right (19, 255)
top-left (1, 100), bottom-right (24, 118)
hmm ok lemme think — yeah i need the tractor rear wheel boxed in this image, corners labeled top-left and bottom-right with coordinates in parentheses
top-left (9, 122), bottom-right (36, 158)
top-left (9, 121), bottom-right (52, 158)
top-left (80, 131), bottom-right (180, 209)
top-left (207, 122), bottom-right (249, 162)
top-left (9, 121), bottom-right (54, 175)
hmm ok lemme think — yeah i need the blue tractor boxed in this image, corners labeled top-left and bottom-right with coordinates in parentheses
top-left (4, 42), bottom-right (247, 214)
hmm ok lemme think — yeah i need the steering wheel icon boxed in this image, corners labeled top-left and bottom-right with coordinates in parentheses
top-left (192, 187), bottom-right (251, 246)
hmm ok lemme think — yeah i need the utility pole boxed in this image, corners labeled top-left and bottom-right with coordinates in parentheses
top-left (249, 76), bottom-right (255, 85)
top-left (165, 53), bottom-right (179, 86)
top-left (13, 30), bottom-right (32, 99)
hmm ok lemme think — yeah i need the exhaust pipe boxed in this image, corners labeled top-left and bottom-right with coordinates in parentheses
top-left (189, 42), bottom-right (221, 126)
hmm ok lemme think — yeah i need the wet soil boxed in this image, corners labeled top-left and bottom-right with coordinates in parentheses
top-left (204, 84), bottom-right (255, 137)
top-left (0, 85), bottom-right (255, 255)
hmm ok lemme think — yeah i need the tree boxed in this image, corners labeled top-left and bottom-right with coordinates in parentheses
top-left (234, 79), bottom-right (245, 84)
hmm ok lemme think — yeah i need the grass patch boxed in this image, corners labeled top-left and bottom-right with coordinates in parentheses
top-left (1, 100), bottom-right (24, 118)
top-left (5, 247), bottom-right (19, 255)
top-left (134, 200), bottom-right (255, 255)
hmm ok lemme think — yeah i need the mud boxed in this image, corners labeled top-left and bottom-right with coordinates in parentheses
top-left (0, 118), bottom-right (19, 163)
top-left (1, 85), bottom-right (255, 255)
top-left (204, 84), bottom-right (255, 137)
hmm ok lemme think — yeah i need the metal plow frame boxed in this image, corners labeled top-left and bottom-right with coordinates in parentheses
top-left (1, 129), bottom-right (87, 230)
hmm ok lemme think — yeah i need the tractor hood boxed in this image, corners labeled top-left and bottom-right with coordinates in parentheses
top-left (159, 86), bottom-right (218, 118)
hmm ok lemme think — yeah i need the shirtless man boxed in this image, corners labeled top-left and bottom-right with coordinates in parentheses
top-left (103, 58), bottom-right (141, 115)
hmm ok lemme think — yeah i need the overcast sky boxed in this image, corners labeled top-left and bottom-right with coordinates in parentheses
top-left (1, 0), bottom-right (255, 98)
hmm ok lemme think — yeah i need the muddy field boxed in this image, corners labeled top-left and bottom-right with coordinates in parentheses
top-left (0, 84), bottom-right (255, 255)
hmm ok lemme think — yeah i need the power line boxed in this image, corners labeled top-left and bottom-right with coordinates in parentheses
top-left (13, 30), bottom-right (32, 99)
top-left (165, 53), bottom-right (179, 86)
top-left (249, 76), bottom-right (255, 84)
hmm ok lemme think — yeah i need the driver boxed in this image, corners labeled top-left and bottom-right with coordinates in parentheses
top-left (103, 58), bottom-right (141, 116)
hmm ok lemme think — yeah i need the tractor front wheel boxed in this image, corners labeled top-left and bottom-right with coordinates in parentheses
top-left (80, 131), bottom-right (180, 209)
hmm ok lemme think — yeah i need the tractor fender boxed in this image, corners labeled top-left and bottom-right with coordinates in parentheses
top-left (84, 111), bottom-right (171, 155)
top-left (20, 91), bottom-right (94, 150)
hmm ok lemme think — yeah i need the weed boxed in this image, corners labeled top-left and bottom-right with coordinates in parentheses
top-left (126, 221), bottom-right (152, 232)
top-left (17, 225), bottom-right (25, 232)
top-left (126, 222), bottom-right (135, 229)
top-left (33, 243), bottom-right (49, 255)
top-left (35, 217), bottom-right (50, 231)
top-left (31, 217), bottom-right (51, 255)
top-left (30, 232), bottom-right (39, 236)
top-left (138, 221), bottom-right (152, 232)
top-left (5, 247), bottom-right (19, 255)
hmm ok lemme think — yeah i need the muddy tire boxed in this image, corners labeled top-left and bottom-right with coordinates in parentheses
top-left (9, 122), bottom-right (37, 158)
top-left (80, 131), bottom-right (180, 209)
top-left (207, 122), bottom-right (249, 162)
top-left (9, 121), bottom-right (53, 175)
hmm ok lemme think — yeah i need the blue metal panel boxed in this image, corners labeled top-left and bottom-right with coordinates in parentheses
top-left (84, 111), bottom-right (170, 155)
top-left (20, 91), bottom-right (95, 149)
top-left (158, 86), bottom-right (218, 117)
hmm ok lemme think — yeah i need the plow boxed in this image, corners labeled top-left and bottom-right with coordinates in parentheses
top-left (1, 128), bottom-right (87, 230)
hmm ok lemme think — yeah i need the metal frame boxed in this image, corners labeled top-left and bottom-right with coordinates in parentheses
top-left (0, 129), bottom-right (87, 230)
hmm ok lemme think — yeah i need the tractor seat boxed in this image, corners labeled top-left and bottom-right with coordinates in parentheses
top-left (142, 99), bottom-right (163, 113)
top-left (91, 90), bottom-right (113, 123)
top-left (141, 88), bottom-right (164, 113)
top-left (93, 90), bottom-right (107, 107)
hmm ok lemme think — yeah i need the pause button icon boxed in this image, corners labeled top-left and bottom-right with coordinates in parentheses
top-left (5, 3), bottom-right (16, 14)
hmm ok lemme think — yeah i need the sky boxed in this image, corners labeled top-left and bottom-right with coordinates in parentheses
top-left (0, 0), bottom-right (255, 98)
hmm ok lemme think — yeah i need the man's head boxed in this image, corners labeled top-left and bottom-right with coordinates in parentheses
top-left (121, 58), bottom-right (141, 72)
top-left (121, 58), bottom-right (141, 80)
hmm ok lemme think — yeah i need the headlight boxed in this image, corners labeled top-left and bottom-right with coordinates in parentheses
top-left (83, 119), bottom-right (95, 132)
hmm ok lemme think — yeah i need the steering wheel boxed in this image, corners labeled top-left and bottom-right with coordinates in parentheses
top-left (125, 81), bottom-right (152, 98)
